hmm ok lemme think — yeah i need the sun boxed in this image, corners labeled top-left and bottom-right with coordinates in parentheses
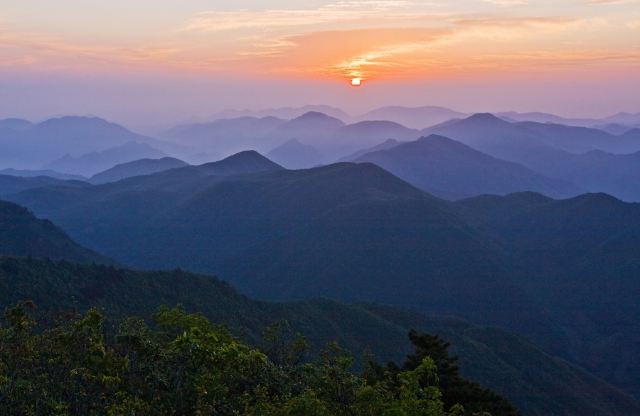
top-left (351, 78), bottom-right (362, 87)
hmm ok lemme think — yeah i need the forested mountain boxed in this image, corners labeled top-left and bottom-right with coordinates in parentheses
top-left (0, 200), bottom-right (109, 264)
top-left (353, 135), bottom-right (580, 199)
top-left (1, 256), bottom-right (638, 415)
top-left (456, 192), bottom-right (640, 398)
top-left (90, 157), bottom-right (189, 184)
top-left (3, 151), bottom-right (640, 403)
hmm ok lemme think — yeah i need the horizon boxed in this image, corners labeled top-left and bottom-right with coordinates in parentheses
top-left (1, 1), bottom-right (639, 126)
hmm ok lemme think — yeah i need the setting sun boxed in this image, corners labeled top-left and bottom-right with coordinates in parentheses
top-left (351, 78), bottom-right (362, 87)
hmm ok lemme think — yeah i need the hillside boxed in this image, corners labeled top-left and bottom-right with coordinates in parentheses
top-left (1, 256), bottom-right (637, 416)
top-left (354, 135), bottom-right (580, 199)
top-left (4, 154), bottom-right (640, 402)
top-left (90, 157), bottom-right (189, 184)
top-left (0, 200), bottom-right (109, 264)
top-left (456, 192), bottom-right (640, 398)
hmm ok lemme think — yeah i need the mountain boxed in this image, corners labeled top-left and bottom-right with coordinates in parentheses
top-left (0, 200), bottom-right (108, 263)
top-left (210, 105), bottom-right (351, 122)
top-left (0, 168), bottom-right (86, 181)
top-left (603, 112), bottom-right (640, 126)
top-left (430, 114), bottom-right (640, 201)
top-left (0, 118), bottom-right (33, 131)
top-left (353, 135), bottom-right (581, 199)
top-left (161, 116), bottom-right (286, 158)
top-left (46, 141), bottom-right (166, 176)
top-left (425, 113), bottom-right (640, 156)
top-left (1, 256), bottom-right (637, 416)
top-left (6, 154), bottom-right (640, 401)
top-left (422, 114), bottom-right (640, 201)
top-left (274, 111), bottom-right (346, 139)
top-left (163, 112), bottom-right (423, 163)
top-left (0, 116), bottom-right (171, 169)
top-left (4, 159), bottom-right (552, 338)
top-left (89, 157), bottom-right (189, 184)
top-left (496, 111), bottom-right (601, 126)
top-left (358, 106), bottom-right (467, 129)
top-left (524, 149), bottom-right (640, 202)
top-left (335, 120), bottom-right (420, 147)
top-left (0, 174), bottom-right (88, 198)
top-left (266, 139), bottom-right (324, 169)
top-left (456, 192), bottom-right (640, 399)
top-left (339, 138), bottom-right (402, 162)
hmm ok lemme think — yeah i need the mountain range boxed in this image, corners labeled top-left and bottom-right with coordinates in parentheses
top-left (3, 150), bottom-right (640, 402)
top-left (0, 116), bottom-right (181, 170)
top-left (0, 212), bottom-right (638, 415)
top-left (352, 134), bottom-right (581, 199)
top-left (89, 157), bottom-right (189, 184)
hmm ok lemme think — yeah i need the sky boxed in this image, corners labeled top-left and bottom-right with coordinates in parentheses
top-left (0, 0), bottom-right (639, 127)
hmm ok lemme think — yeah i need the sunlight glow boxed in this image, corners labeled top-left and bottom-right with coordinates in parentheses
top-left (351, 78), bottom-right (362, 87)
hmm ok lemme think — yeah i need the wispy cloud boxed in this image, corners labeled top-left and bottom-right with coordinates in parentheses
top-left (183, 1), bottom-right (439, 32)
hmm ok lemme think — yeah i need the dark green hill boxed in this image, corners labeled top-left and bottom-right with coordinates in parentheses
top-left (5, 155), bottom-right (640, 403)
top-left (456, 192), bottom-right (640, 399)
top-left (1, 256), bottom-right (637, 416)
top-left (0, 200), bottom-right (109, 264)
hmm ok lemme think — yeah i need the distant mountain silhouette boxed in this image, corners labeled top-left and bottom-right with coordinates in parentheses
top-left (339, 138), bottom-right (401, 162)
top-left (46, 141), bottom-right (165, 176)
top-left (210, 105), bottom-right (350, 122)
top-left (0, 168), bottom-right (86, 181)
top-left (354, 135), bottom-right (581, 199)
top-left (266, 139), bottom-right (324, 169)
top-left (90, 157), bottom-right (188, 184)
top-left (425, 113), bottom-right (640, 155)
top-left (162, 112), bottom-right (422, 162)
top-left (273, 111), bottom-right (346, 141)
top-left (0, 116), bottom-right (172, 169)
top-left (0, 118), bottom-right (33, 131)
top-left (0, 174), bottom-right (88, 198)
top-left (358, 106), bottom-right (467, 129)
top-left (161, 116), bottom-right (286, 158)
top-left (0, 200), bottom-right (108, 263)
top-left (335, 120), bottom-right (419, 146)
top-left (421, 114), bottom-right (640, 201)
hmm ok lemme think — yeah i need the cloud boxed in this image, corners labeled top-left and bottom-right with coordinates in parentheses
top-left (587, 0), bottom-right (639, 4)
top-left (481, 0), bottom-right (529, 6)
top-left (183, 1), bottom-right (440, 32)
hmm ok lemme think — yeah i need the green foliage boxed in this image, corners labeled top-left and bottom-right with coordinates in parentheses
top-left (0, 303), bottom-right (471, 416)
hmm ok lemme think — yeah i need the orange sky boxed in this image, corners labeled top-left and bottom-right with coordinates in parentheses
top-left (0, 1), bottom-right (638, 123)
